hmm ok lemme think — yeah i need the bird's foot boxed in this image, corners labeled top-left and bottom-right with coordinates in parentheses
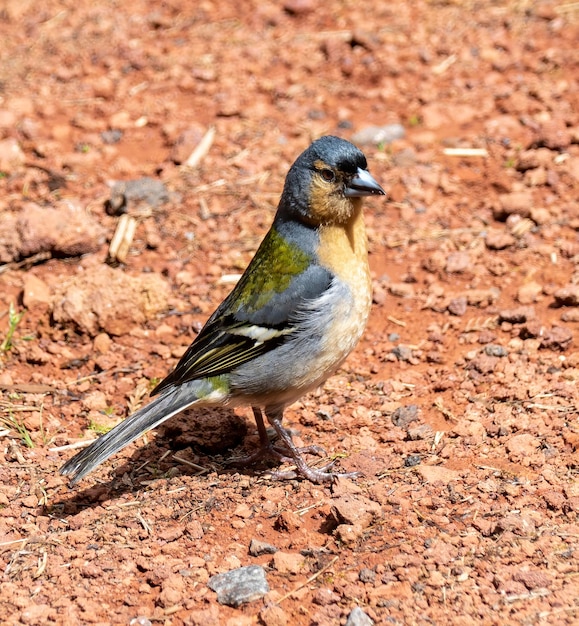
top-left (226, 442), bottom-right (292, 468)
top-left (226, 442), bottom-right (325, 469)
top-left (268, 458), bottom-right (361, 484)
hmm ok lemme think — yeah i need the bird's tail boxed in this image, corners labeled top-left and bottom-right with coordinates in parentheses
top-left (60, 380), bottom-right (226, 484)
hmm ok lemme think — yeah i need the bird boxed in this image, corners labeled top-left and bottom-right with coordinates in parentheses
top-left (60, 135), bottom-right (385, 485)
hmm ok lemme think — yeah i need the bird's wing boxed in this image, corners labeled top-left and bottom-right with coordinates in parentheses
top-left (151, 228), bottom-right (331, 395)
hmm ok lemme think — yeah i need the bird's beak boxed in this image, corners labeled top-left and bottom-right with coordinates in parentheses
top-left (344, 167), bottom-right (386, 197)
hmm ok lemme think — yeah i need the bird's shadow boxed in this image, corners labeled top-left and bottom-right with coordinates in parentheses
top-left (50, 407), bottom-right (278, 516)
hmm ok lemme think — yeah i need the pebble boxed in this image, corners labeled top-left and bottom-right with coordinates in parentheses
top-left (498, 306), bottom-right (535, 324)
top-left (561, 309), bottom-right (579, 322)
top-left (312, 588), bottom-right (341, 606)
top-left (485, 228), bottom-right (515, 250)
top-left (345, 606), bottom-right (374, 626)
top-left (506, 433), bottom-right (540, 458)
top-left (351, 124), bottom-right (405, 146)
top-left (445, 251), bottom-right (471, 273)
top-left (129, 618), bottom-right (152, 626)
top-left (249, 538), bottom-right (278, 556)
top-left (0, 137), bottom-right (25, 172)
top-left (494, 191), bottom-right (533, 220)
top-left (484, 344), bottom-right (508, 357)
top-left (417, 465), bottom-right (460, 484)
top-left (448, 296), bottom-right (467, 316)
top-left (22, 274), bottom-right (51, 307)
top-left (93, 332), bottom-right (112, 353)
top-left (259, 605), bottom-right (289, 626)
top-left (391, 345), bottom-right (413, 362)
top-left (536, 118), bottom-right (571, 150)
top-left (331, 494), bottom-right (382, 528)
top-left (207, 565), bottom-right (269, 607)
top-left (540, 326), bottom-right (573, 351)
top-left (404, 454), bottom-right (421, 467)
top-left (513, 568), bottom-right (551, 590)
top-left (391, 404), bottom-right (419, 428)
top-left (553, 285), bottom-right (579, 307)
top-left (107, 177), bottom-right (169, 215)
top-left (517, 281), bottom-right (542, 304)
top-left (271, 551), bottom-right (306, 575)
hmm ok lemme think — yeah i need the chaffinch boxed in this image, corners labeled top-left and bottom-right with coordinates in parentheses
top-left (61, 135), bottom-right (385, 484)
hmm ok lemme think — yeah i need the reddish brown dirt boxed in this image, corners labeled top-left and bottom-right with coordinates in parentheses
top-left (1, 1), bottom-right (579, 625)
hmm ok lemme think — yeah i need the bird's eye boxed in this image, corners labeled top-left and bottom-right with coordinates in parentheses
top-left (320, 169), bottom-right (335, 182)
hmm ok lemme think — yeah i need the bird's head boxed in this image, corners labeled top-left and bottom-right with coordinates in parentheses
top-left (278, 135), bottom-right (385, 227)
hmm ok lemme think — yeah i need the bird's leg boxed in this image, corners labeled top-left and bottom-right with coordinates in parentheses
top-left (265, 408), bottom-right (360, 484)
top-left (226, 407), bottom-right (294, 467)
top-left (227, 407), bottom-right (326, 469)
top-left (255, 406), bottom-right (326, 459)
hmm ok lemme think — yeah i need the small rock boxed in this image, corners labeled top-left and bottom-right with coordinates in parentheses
top-left (494, 191), bottom-right (532, 220)
top-left (484, 344), bottom-right (508, 357)
top-left (106, 177), bottom-right (169, 215)
top-left (259, 605), bottom-right (289, 626)
top-left (485, 228), bottom-right (515, 250)
top-left (496, 513), bottom-right (536, 536)
top-left (391, 345), bottom-right (413, 362)
top-left (274, 510), bottom-right (302, 532)
top-left (417, 465), bottom-right (460, 484)
top-left (535, 119), bottom-right (571, 150)
top-left (540, 326), bottom-right (572, 351)
top-left (529, 207), bottom-right (550, 225)
top-left (312, 588), bottom-right (340, 606)
top-left (519, 320), bottom-right (545, 339)
top-left (407, 423), bottom-right (433, 440)
top-left (391, 404), bottom-right (419, 428)
top-left (359, 568), bottom-right (376, 584)
top-left (467, 354), bottom-right (498, 374)
top-left (101, 129), bottom-right (123, 144)
top-left (524, 167), bottom-right (548, 186)
top-left (271, 552), bottom-right (306, 575)
top-left (506, 433), bottom-right (540, 458)
top-left (207, 565), bottom-right (269, 607)
top-left (448, 296), bottom-right (467, 316)
top-left (158, 574), bottom-right (185, 608)
top-left (498, 306), bottom-right (535, 324)
top-left (561, 309), bottom-right (579, 322)
top-left (345, 606), bottom-right (374, 626)
top-left (334, 523), bottom-right (364, 544)
top-left (81, 391), bottom-right (108, 412)
top-left (445, 251), bottom-right (471, 273)
top-left (0, 201), bottom-right (106, 263)
top-left (19, 605), bottom-right (55, 625)
top-left (22, 274), bottom-right (51, 307)
top-left (515, 148), bottom-right (552, 171)
top-left (129, 618), bottom-right (152, 626)
top-left (517, 281), bottom-right (542, 304)
top-left (553, 285), bottom-right (579, 307)
top-left (283, 0), bottom-right (315, 15)
top-left (186, 605), bottom-right (221, 626)
top-left (388, 282), bottom-right (415, 298)
top-left (93, 333), bottom-right (112, 354)
top-left (249, 539), bottom-right (278, 557)
top-left (331, 494), bottom-right (381, 528)
top-left (351, 124), bottom-right (405, 146)
top-left (513, 569), bottom-right (551, 590)
top-left (404, 454), bottom-right (421, 467)
top-left (0, 137), bottom-right (25, 172)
